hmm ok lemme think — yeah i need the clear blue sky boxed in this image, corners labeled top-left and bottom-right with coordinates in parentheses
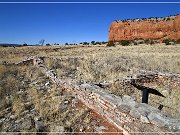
top-left (0, 0), bottom-right (180, 44)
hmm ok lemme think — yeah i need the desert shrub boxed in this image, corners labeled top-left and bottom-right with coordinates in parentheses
top-left (12, 96), bottom-right (25, 117)
top-left (101, 41), bottom-right (106, 44)
top-left (0, 65), bottom-right (6, 76)
top-left (106, 41), bottom-right (115, 47)
top-left (139, 41), bottom-right (144, 44)
top-left (150, 40), bottom-right (155, 45)
top-left (162, 39), bottom-right (170, 45)
top-left (120, 40), bottom-right (131, 46)
top-left (95, 42), bottom-right (101, 45)
top-left (23, 43), bottom-right (27, 46)
top-left (144, 39), bottom-right (150, 44)
top-left (91, 41), bottom-right (95, 45)
top-left (83, 42), bottom-right (89, 45)
top-left (46, 43), bottom-right (51, 46)
top-left (0, 65), bottom-right (23, 110)
top-left (166, 17), bottom-right (170, 21)
top-left (175, 39), bottom-right (180, 44)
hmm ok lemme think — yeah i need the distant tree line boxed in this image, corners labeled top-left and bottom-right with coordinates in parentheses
top-left (64, 41), bottom-right (108, 46)
top-left (79, 41), bottom-right (108, 45)
top-left (106, 38), bottom-right (180, 47)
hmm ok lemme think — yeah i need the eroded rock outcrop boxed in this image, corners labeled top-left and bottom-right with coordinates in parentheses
top-left (109, 14), bottom-right (180, 41)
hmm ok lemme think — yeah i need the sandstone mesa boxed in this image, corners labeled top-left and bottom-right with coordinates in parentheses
top-left (109, 14), bottom-right (180, 41)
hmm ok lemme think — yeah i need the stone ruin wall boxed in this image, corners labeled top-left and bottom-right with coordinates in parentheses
top-left (12, 57), bottom-right (180, 134)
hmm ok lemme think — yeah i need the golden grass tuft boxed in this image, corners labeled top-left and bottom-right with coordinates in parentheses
top-left (12, 96), bottom-right (25, 117)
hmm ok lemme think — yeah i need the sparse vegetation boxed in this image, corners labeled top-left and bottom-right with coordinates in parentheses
top-left (175, 39), bottom-right (180, 44)
top-left (46, 43), bottom-right (51, 46)
top-left (119, 40), bottom-right (131, 46)
top-left (91, 41), bottom-right (95, 45)
top-left (162, 39), bottom-right (171, 45)
top-left (144, 39), bottom-right (150, 44)
top-left (0, 44), bottom-right (180, 132)
top-left (106, 41), bottom-right (115, 47)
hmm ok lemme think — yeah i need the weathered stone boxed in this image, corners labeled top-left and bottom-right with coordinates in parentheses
top-left (30, 56), bottom-right (180, 134)
top-left (15, 119), bottom-right (22, 123)
top-left (95, 126), bottom-right (107, 132)
top-left (129, 109), bottom-right (141, 119)
top-left (148, 112), bottom-right (170, 128)
top-left (0, 118), bottom-right (5, 123)
top-left (35, 120), bottom-right (46, 132)
top-left (64, 100), bottom-right (69, 104)
top-left (101, 94), bottom-right (123, 107)
top-left (117, 104), bottom-right (131, 113)
top-left (55, 126), bottom-right (65, 132)
top-left (151, 117), bottom-right (166, 128)
top-left (140, 115), bottom-right (150, 123)
top-left (11, 123), bottom-right (21, 132)
top-left (21, 119), bottom-right (32, 130)
top-left (122, 95), bottom-right (136, 108)
top-left (136, 103), bottom-right (160, 117)
top-left (9, 115), bottom-right (16, 120)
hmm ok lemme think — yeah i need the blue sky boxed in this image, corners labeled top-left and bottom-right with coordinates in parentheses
top-left (0, 1), bottom-right (180, 44)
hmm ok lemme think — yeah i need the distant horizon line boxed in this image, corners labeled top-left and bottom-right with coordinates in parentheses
top-left (1, 1), bottom-right (180, 4)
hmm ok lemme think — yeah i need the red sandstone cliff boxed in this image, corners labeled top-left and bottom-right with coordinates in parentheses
top-left (109, 14), bottom-right (180, 41)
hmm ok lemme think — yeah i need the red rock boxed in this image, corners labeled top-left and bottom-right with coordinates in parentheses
top-left (109, 14), bottom-right (180, 41)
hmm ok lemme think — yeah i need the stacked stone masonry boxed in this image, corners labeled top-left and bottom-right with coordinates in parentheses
top-left (14, 57), bottom-right (180, 134)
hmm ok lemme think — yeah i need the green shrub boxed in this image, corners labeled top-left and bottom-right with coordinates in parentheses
top-left (106, 41), bottom-right (115, 47)
top-left (83, 42), bottom-right (89, 45)
top-left (150, 40), bottom-right (155, 45)
top-left (46, 43), bottom-right (51, 46)
top-left (120, 40), bottom-right (131, 46)
top-left (162, 39), bottom-right (170, 45)
top-left (102, 41), bottom-right (106, 44)
top-left (144, 39), bottom-right (150, 44)
top-left (91, 41), bottom-right (95, 45)
top-left (166, 18), bottom-right (170, 21)
top-left (95, 42), bottom-right (101, 45)
top-left (139, 41), bottom-right (144, 44)
top-left (175, 39), bottom-right (180, 44)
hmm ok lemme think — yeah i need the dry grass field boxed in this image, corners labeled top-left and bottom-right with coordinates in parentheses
top-left (0, 44), bottom-right (180, 132)
top-left (1, 44), bottom-right (180, 81)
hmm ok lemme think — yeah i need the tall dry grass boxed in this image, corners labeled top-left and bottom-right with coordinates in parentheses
top-left (1, 44), bottom-right (180, 118)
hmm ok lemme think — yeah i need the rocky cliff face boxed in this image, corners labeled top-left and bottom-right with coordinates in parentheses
top-left (109, 14), bottom-right (180, 41)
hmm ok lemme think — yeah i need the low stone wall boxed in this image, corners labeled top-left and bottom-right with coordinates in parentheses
top-left (17, 57), bottom-right (180, 134)
top-left (121, 70), bottom-right (180, 87)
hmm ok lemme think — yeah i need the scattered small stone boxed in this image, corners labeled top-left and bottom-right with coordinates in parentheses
top-left (9, 115), bottom-right (16, 120)
top-left (117, 104), bottom-right (131, 113)
top-left (95, 126), bottom-right (107, 132)
top-left (16, 90), bottom-right (24, 95)
top-left (45, 81), bottom-right (50, 86)
top-left (35, 120), bottom-right (46, 132)
top-left (0, 118), bottom-right (6, 123)
top-left (21, 119), bottom-right (32, 130)
top-left (65, 121), bottom-right (71, 126)
top-left (140, 115), bottom-right (150, 123)
top-left (55, 126), bottom-right (64, 133)
top-left (4, 118), bottom-right (10, 122)
top-left (34, 116), bottom-right (41, 121)
top-left (64, 100), bottom-right (69, 104)
top-left (130, 109), bottom-right (141, 119)
top-left (15, 119), bottom-right (22, 123)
